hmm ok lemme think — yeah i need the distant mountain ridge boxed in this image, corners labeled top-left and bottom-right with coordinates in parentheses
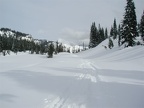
top-left (0, 27), bottom-right (74, 56)
top-left (0, 28), bottom-right (33, 41)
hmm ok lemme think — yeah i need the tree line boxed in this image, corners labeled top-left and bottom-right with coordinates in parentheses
top-left (89, 0), bottom-right (144, 49)
top-left (0, 28), bottom-right (67, 57)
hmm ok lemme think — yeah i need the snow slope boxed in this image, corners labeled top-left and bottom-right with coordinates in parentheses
top-left (78, 39), bottom-right (144, 71)
top-left (0, 41), bottom-right (144, 108)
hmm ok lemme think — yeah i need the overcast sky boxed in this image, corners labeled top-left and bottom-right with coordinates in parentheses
top-left (0, 0), bottom-right (144, 44)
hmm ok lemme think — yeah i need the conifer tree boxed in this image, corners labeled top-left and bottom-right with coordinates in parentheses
top-left (55, 41), bottom-right (59, 54)
top-left (110, 19), bottom-right (117, 39)
top-left (110, 26), bottom-right (114, 37)
top-left (140, 11), bottom-right (144, 41)
top-left (105, 28), bottom-right (108, 39)
top-left (118, 24), bottom-right (122, 46)
top-left (40, 43), bottom-right (45, 55)
top-left (89, 22), bottom-right (98, 48)
top-left (98, 24), bottom-right (102, 43)
top-left (12, 38), bottom-right (19, 54)
top-left (121, 0), bottom-right (138, 47)
top-left (0, 34), bottom-right (3, 52)
top-left (99, 27), bottom-right (105, 42)
top-left (108, 37), bottom-right (114, 49)
top-left (113, 18), bottom-right (118, 39)
top-left (58, 43), bottom-right (64, 53)
top-left (137, 23), bottom-right (141, 36)
top-left (48, 42), bottom-right (54, 58)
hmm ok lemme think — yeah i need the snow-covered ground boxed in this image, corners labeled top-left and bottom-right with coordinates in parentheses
top-left (0, 40), bottom-right (144, 108)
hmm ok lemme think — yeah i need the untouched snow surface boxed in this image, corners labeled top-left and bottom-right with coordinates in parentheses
top-left (0, 41), bottom-right (144, 108)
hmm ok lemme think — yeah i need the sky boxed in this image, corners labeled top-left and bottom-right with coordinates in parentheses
top-left (0, 0), bottom-right (144, 45)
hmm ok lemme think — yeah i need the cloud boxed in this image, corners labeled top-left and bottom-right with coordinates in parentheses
top-left (60, 28), bottom-right (89, 40)
top-left (59, 28), bottom-right (89, 45)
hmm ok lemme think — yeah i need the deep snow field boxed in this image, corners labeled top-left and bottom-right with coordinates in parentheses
top-left (0, 39), bottom-right (144, 108)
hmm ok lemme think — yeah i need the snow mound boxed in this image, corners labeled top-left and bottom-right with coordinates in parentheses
top-left (78, 38), bottom-right (144, 61)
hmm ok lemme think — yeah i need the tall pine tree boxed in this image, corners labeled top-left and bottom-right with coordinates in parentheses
top-left (89, 22), bottom-right (98, 48)
top-left (99, 27), bottom-right (105, 42)
top-left (140, 11), bottom-right (144, 41)
top-left (104, 28), bottom-right (108, 39)
top-left (118, 24), bottom-right (122, 46)
top-left (121, 0), bottom-right (138, 47)
top-left (110, 26), bottom-right (114, 37)
top-left (113, 18), bottom-right (118, 39)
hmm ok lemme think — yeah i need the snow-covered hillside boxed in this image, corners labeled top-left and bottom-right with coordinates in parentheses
top-left (78, 38), bottom-right (144, 70)
top-left (0, 40), bottom-right (144, 108)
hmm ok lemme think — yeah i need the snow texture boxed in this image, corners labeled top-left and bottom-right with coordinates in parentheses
top-left (0, 39), bottom-right (144, 108)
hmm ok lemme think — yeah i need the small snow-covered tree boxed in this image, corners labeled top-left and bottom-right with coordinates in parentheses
top-left (47, 43), bottom-right (54, 58)
top-left (55, 41), bottom-right (59, 54)
top-left (108, 37), bottom-right (114, 49)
